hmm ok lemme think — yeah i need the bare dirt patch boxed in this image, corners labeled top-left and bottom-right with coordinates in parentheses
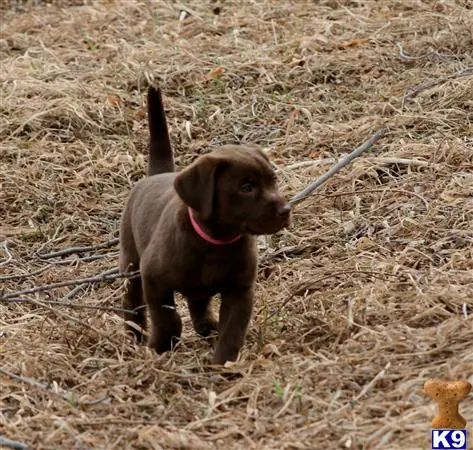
top-left (1, 1), bottom-right (473, 449)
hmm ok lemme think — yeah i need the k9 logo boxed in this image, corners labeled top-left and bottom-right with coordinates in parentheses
top-left (431, 430), bottom-right (467, 450)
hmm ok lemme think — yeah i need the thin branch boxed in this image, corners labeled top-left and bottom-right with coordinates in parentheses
top-left (64, 268), bottom-right (119, 299)
top-left (0, 265), bottom-right (51, 281)
top-left (356, 157), bottom-right (434, 167)
top-left (396, 42), bottom-right (459, 62)
top-left (396, 42), bottom-right (434, 61)
top-left (39, 301), bottom-right (123, 344)
top-left (0, 367), bottom-right (111, 407)
top-left (404, 66), bottom-right (473, 99)
top-left (288, 128), bottom-right (387, 205)
top-left (268, 270), bottom-right (399, 318)
top-left (0, 436), bottom-right (30, 450)
top-left (36, 237), bottom-right (119, 260)
top-left (282, 156), bottom-right (441, 172)
top-left (52, 251), bottom-right (119, 266)
top-left (33, 226), bottom-right (65, 255)
top-left (290, 270), bottom-right (397, 297)
top-left (279, 159), bottom-right (334, 171)
top-left (0, 367), bottom-right (47, 390)
top-left (63, 283), bottom-right (88, 299)
top-left (2, 297), bottom-right (138, 315)
top-left (260, 244), bottom-right (314, 263)
top-left (320, 188), bottom-right (430, 211)
top-left (0, 269), bottom-right (138, 300)
top-left (0, 241), bottom-right (13, 268)
top-left (333, 362), bottom-right (391, 415)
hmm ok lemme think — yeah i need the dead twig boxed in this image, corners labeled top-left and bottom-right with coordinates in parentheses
top-left (64, 267), bottom-right (120, 299)
top-left (0, 265), bottom-right (51, 281)
top-left (0, 367), bottom-right (111, 407)
top-left (283, 156), bottom-right (442, 172)
top-left (0, 436), bottom-right (30, 450)
top-left (288, 128), bottom-right (387, 205)
top-left (269, 270), bottom-right (399, 318)
top-left (39, 300), bottom-right (124, 344)
top-left (260, 244), bottom-right (317, 263)
top-left (52, 251), bottom-right (120, 266)
top-left (395, 42), bottom-right (450, 61)
top-left (63, 283), bottom-right (89, 299)
top-left (290, 270), bottom-right (397, 297)
top-left (396, 42), bottom-right (426, 60)
top-left (2, 296), bottom-right (138, 315)
top-left (0, 367), bottom-right (48, 390)
top-left (404, 66), bottom-right (473, 100)
top-left (0, 268), bottom-right (137, 300)
top-left (333, 362), bottom-right (391, 414)
top-left (36, 237), bottom-right (119, 260)
top-left (321, 188), bottom-right (430, 210)
top-left (280, 159), bottom-right (334, 171)
top-left (0, 241), bottom-right (13, 268)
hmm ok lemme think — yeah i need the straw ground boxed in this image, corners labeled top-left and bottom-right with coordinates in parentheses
top-left (1, 1), bottom-right (473, 448)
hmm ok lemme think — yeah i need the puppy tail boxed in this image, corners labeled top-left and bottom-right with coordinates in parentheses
top-left (147, 86), bottom-right (174, 176)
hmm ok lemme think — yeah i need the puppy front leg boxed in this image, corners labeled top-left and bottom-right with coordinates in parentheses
top-left (213, 288), bottom-right (253, 365)
top-left (142, 275), bottom-right (182, 354)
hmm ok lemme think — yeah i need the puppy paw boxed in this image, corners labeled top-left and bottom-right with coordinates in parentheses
top-left (149, 334), bottom-right (181, 354)
top-left (212, 346), bottom-right (239, 365)
top-left (125, 322), bottom-right (146, 343)
top-left (148, 313), bottom-right (183, 354)
top-left (193, 317), bottom-right (219, 337)
top-left (146, 307), bottom-right (182, 354)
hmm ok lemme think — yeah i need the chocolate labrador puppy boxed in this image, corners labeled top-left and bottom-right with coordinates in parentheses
top-left (119, 86), bottom-right (291, 364)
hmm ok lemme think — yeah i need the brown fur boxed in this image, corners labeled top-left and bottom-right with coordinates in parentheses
top-left (119, 87), bottom-right (291, 364)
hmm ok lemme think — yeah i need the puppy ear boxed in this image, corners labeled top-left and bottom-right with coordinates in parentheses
top-left (245, 144), bottom-right (271, 164)
top-left (174, 155), bottom-right (223, 219)
top-left (255, 147), bottom-right (271, 163)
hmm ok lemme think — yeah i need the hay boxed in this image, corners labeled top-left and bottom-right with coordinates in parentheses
top-left (1, 1), bottom-right (473, 449)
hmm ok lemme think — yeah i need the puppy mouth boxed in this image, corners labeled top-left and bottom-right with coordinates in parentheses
top-left (244, 215), bottom-right (291, 235)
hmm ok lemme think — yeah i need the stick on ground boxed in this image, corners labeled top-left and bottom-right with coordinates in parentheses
top-left (36, 237), bottom-right (119, 260)
top-left (63, 267), bottom-right (120, 299)
top-left (0, 367), bottom-right (111, 407)
top-left (2, 296), bottom-right (138, 315)
top-left (0, 269), bottom-right (137, 300)
top-left (288, 128), bottom-right (387, 205)
top-left (0, 436), bottom-right (30, 450)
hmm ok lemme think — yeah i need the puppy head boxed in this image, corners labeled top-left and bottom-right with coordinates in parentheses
top-left (174, 145), bottom-right (291, 234)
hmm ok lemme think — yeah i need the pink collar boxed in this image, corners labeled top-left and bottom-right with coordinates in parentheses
top-left (188, 208), bottom-right (242, 245)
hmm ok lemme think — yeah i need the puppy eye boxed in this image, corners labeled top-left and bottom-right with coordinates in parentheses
top-left (240, 183), bottom-right (254, 193)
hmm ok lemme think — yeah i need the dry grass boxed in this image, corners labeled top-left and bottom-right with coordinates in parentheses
top-left (1, 0), bottom-right (473, 449)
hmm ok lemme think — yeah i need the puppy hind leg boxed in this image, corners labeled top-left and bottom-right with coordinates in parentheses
top-left (123, 272), bottom-right (146, 342)
top-left (186, 297), bottom-right (218, 337)
top-left (142, 274), bottom-right (182, 354)
top-left (120, 222), bottom-right (146, 341)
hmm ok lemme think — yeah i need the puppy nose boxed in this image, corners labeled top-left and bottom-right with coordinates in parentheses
top-left (277, 203), bottom-right (292, 216)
